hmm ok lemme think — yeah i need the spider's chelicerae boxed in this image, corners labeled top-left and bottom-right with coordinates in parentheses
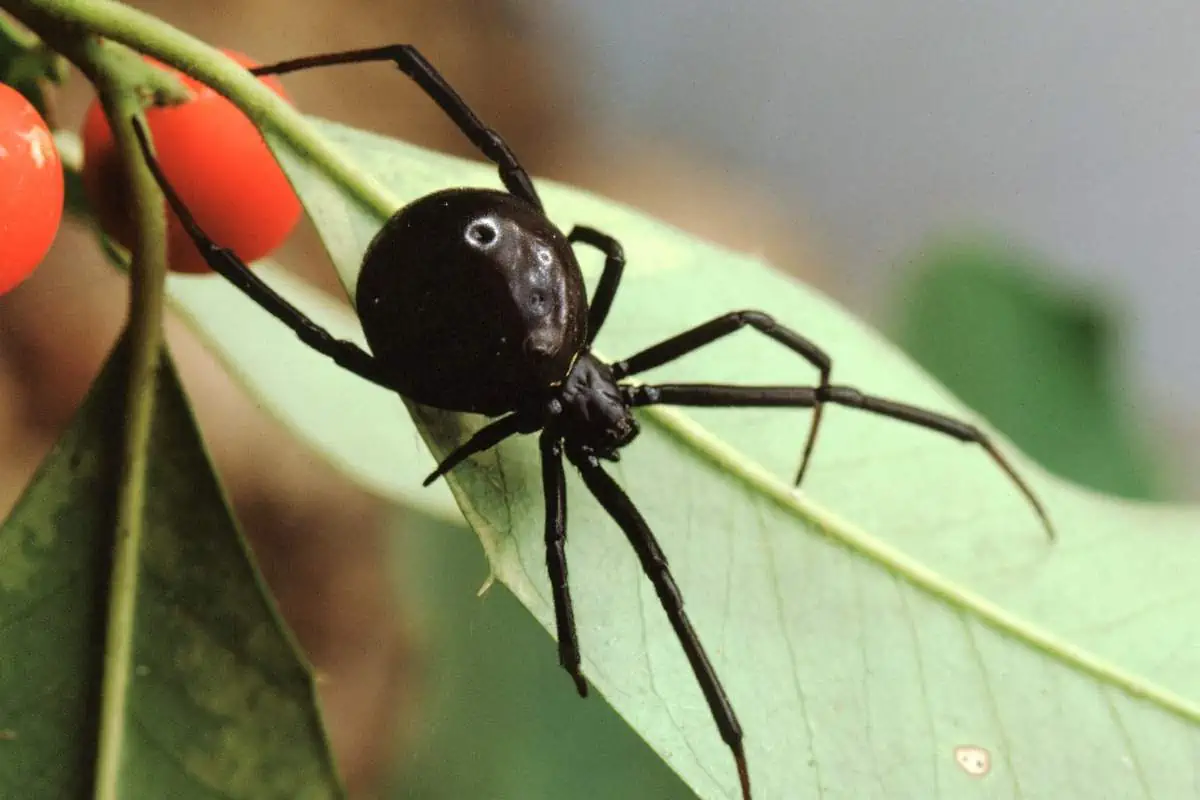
top-left (132, 45), bottom-right (1053, 800)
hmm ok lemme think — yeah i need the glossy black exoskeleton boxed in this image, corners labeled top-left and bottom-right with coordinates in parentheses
top-left (132, 44), bottom-right (1054, 800)
top-left (356, 188), bottom-right (588, 415)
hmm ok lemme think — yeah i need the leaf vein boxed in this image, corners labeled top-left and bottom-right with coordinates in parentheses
top-left (963, 615), bottom-right (1025, 800)
top-left (1102, 687), bottom-right (1153, 799)
top-left (755, 496), bottom-right (824, 800)
top-left (897, 582), bottom-right (940, 798)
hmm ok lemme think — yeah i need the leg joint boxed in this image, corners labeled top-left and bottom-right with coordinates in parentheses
top-left (732, 309), bottom-right (777, 328)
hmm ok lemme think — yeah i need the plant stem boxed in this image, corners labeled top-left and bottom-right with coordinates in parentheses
top-left (1, 9), bottom-right (171, 797)
top-left (91, 78), bottom-right (166, 800)
top-left (94, 117), bottom-right (159, 800)
top-left (2, 0), bottom-right (398, 222)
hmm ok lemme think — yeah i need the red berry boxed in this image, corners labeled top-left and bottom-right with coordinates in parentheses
top-left (0, 83), bottom-right (64, 294)
top-left (82, 50), bottom-right (301, 274)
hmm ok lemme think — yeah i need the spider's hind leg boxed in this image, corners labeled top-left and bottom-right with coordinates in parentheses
top-left (612, 310), bottom-right (833, 485)
top-left (129, 118), bottom-right (393, 390)
top-left (251, 46), bottom-right (541, 208)
top-left (567, 226), bottom-right (625, 344)
top-left (623, 382), bottom-right (1055, 539)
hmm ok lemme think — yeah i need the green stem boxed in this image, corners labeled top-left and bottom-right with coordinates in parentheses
top-left (0, 10), bottom-right (40, 48)
top-left (90, 81), bottom-right (162, 800)
top-left (3, 0), bottom-right (397, 221)
top-left (1, 9), bottom-right (171, 798)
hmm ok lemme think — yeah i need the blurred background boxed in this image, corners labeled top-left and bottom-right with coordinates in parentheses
top-left (1, 0), bottom-right (1197, 796)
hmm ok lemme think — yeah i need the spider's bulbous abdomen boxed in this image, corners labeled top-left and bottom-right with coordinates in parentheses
top-left (355, 188), bottom-right (588, 415)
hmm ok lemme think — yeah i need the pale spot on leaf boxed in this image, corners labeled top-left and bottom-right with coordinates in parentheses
top-left (954, 745), bottom-right (991, 777)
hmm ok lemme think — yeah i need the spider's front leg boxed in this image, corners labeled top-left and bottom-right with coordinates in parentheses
top-left (422, 413), bottom-right (536, 486)
top-left (540, 431), bottom-right (588, 697)
top-left (568, 449), bottom-right (751, 800)
top-left (424, 422), bottom-right (588, 695)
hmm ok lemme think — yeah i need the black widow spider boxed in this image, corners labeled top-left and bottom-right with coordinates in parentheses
top-left (130, 44), bottom-right (1053, 800)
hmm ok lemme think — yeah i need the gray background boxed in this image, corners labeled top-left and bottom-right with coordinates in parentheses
top-left (534, 0), bottom-right (1199, 440)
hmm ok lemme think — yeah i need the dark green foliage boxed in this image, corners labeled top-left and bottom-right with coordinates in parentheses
top-left (893, 238), bottom-right (1162, 499)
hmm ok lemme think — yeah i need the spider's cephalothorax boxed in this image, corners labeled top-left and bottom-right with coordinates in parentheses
top-left (553, 353), bottom-right (640, 458)
top-left (132, 43), bottom-right (1055, 800)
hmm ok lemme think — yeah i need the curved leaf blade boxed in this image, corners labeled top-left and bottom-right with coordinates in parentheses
top-left (164, 117), bottom-right (1200, 798)
top-left (0, 337), bottom-right (343, 798)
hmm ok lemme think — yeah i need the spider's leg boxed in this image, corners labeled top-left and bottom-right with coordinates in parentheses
top-left (568, 450), bottom-right (751, 800)
top-left (422, 412), bottom-right (535, 486)
top-left (251, 46), bottom-right (540, 208)
top-left (567, 226), bottom-right (625, 344)
top-left (612, 310), bottom-right (832, 487)
top-left (542, 432), bottom-right (588, 697)
top-left (624, 383), bottom-right (1054, 539)
top-left (130, 119), bottom-right (392, 389)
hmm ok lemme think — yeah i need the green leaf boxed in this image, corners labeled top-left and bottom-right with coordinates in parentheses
top-left (170, 118), bottom-right (1200, 798)
top-left (165, 266), bottom-right (460, 525)
top-left (891, 238), bottom-right (1162, 499)
top-left (0, 336), bottom-right (342, 798)
top-left (391, 512), bottom-right (696, 799)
